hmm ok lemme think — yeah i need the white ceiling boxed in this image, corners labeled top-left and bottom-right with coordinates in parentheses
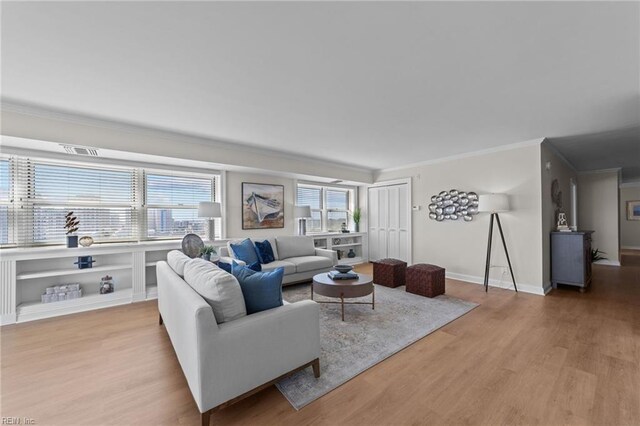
top-left (1, 1), bottom-right (638, 171)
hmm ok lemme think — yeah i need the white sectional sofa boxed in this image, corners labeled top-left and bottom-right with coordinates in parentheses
top-left (157, 252), bottom-right (321, 425)
top-left (220, 236), bottom-right (338, 285)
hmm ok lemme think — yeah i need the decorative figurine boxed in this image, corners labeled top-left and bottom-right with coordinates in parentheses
top-left (64, 211), bottom-right (80, 247)
top-left (74, 256), bottom-right (95, 269)
top-left (99, 275), bottom-right (114, 294)
top-left (79, 236), bottom-right (94, 247)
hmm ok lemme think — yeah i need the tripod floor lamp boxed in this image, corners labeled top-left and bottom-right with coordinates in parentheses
top-left (478, 194), bottom-right (517, 292)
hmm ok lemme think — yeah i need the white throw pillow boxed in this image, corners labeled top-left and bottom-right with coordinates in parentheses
top-left (183, 258), bottom-right (247, 324)
top-left (167, 250), bottom-right (191, 277)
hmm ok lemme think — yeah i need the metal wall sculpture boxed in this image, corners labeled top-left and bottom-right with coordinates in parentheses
top-left (428, 190), bottom-right (479, 222)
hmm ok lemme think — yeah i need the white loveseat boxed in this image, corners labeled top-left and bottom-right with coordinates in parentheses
top-left (219, 236), bottom-right (338, 285)
top-left (157, 254), bottom-right (321, 425)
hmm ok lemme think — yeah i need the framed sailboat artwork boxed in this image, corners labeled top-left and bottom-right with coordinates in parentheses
top-left (242, 182), bottom-right (285, 229)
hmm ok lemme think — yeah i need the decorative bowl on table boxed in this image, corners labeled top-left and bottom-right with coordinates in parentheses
top-left (334, 264), bottom-right (353, 274)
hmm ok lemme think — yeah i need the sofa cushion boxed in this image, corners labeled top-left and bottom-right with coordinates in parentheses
top-left (276, 236), bottom-right (315, 259)
top-left (254, 237), bottom-right (279, 260)
top-left (232, 265), bottom-right (284, 315)
top-left (260, 260), bottom-right (297, 275)
top-left (183, 258), bottom-right (247, 324)
top-left (254, 240), bottom-right (276, 264)
top-left (229, 238), bottom-right (260, 264)
top-left (287, 256), bottom-right (333, 273)
top-left (167, 250), bottom-right (191, 277)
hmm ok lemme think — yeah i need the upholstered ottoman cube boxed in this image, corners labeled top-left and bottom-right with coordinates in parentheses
top-left (372, 258), bottom-right (407, 288)
top-left (406, 264), bottom-right (445, 298)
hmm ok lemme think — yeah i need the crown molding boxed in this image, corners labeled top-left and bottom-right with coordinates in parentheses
top-left (376, 137), bottom-right (544, 174)
top-left (577, 168), bottom-right (622, 175)
top-left (541, 138), bottom-right (578, 172)
top-left (0, 99), bottom-right (375, 175)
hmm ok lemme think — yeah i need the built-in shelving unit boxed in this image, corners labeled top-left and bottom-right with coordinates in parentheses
top-left (0, 241), bottom-right (185, 325)
top-left (309, 232), bottom-right (367, 265)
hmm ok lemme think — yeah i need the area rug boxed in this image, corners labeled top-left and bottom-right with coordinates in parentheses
top-left (276, 283), bottom-right (478, 410)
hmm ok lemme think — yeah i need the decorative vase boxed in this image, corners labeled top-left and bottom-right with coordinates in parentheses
top-left (202, 253), bottom-right (211, 261)
top-left (66, 235), bottom-right (78, 248)
top-left (79, 236), bottom-right (94, 247)
top-left (354, 223), bottom-right (359, 232)
top-left (347, 249), bottom-right (356, 258)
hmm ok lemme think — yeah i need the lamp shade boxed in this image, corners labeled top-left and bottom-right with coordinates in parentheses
top-left (478, 193), bottom-right (510, 213)
top-left (198, 202), bottom-right (222, 218)
top-left (294, 205), bottom-right (312, 218)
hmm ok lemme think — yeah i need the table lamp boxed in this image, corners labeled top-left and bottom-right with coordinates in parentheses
top-left (198, 202), bottom-right (222, 241)
top-left (295, 205), bottom-right (312, 235)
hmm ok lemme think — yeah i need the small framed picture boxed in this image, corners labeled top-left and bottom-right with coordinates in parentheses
top-left (627, 200), bottom-right (640, 221)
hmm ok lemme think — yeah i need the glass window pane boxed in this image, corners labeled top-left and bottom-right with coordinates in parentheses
top-left (0, 160), bottom-right (9, 201)
top-left (32, 207), bottom-right (135, 243)
top-left (146, 174), bottom-right (212, 206)
top-left (147, 208), bottom-right (206, 238)
top-left (33, 163), bottom-right (133, 205)
top-left (326, 189), bottom-right (348, 210)
top-left (327, 211), bottom-right (348, 232)
top-left (297, 186), bottom-right (322, 210)
top-left (0, 206), bottom-right (8, 245)
top-left (308, 210), bottom-right (322, 232)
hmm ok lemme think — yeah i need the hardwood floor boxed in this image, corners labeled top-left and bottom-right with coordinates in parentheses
top-left (2, 263), bottom-right (639, 426)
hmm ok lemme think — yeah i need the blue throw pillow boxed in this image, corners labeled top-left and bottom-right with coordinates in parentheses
top-left (232, 266), bottom-right (284, 315)
top-left (218, 261), bottom-right (233, 273)
top-left (230, 238), bottom-right (259, 265)
top-left (254, 240), bottom-right (275, 264)
top-left (246, 261), bottom-right (262, 272)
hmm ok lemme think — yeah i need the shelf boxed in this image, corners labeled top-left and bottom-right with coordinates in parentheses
top-left (17, 289), bottom-right (133, 323)
top-left (16, 264), bottom-right (132, 281)
top-left (145, 261), bottom-right (158, 267)
top-left (331, 243), bottom-right (362, 248)
top-left (337, 256), bottom-right (364, 265)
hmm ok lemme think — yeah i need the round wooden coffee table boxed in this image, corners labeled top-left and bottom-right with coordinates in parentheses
top-left (311, 273), bottom-right (374, 321)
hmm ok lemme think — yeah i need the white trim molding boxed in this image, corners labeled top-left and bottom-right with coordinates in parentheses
top-left (446, 271), bottom-right (548, 296)
top-left (593, 259), bottom-right (621, 267)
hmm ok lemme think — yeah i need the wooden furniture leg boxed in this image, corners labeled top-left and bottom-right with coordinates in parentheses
top-left (312, 358), bottom-right (320, 378)
top-left (341, 293), bottom-right (345, 321)
top-left (201, 409), bottom-right (212, 426)
top-left (158, 313), bottom-right (163, 325)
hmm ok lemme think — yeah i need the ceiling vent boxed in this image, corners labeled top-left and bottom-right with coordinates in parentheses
top-left (61, 144), bottom-right (99, 156)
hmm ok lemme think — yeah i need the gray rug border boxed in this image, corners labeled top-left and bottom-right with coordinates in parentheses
top-left (275, 290), bottom-right (479, 411)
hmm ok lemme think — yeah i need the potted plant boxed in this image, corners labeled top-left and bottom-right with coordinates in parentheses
top-left (64, 211), bottom-right (80, 248)
top-left (200, 245), bottom-right (217, 262)
top-left (591, 248), bottom-right (607, 262)
top-left (352, 208), bottom-right (361, 232)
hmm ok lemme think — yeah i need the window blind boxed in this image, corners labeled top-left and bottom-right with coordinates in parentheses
top-left (145, 172), bottom-right (218, 239)
top-left (297, 186), bottom-right (323, 232)
top-left (15, 158), bottom-right (138, 245)
top-left (0, 159), bottom-right (13, 245)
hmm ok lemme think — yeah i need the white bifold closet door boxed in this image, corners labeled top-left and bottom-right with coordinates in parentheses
top-left (368, 183), bottom-right (410, 263)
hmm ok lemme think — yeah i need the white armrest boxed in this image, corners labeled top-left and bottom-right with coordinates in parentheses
top-left (218, 256), bottom-right (245, 266)
top-left (199, 300), bottom-right (320, 411)
top-left (315, 248), bottom-right (338, 265)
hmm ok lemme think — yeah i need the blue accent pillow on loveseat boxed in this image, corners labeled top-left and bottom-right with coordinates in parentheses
top-left (232, 265), bottom-right (284, 315)
top-left (229, 238), bottom-right (260, 265)
top-left (254, 240), bottom-right (275, 264)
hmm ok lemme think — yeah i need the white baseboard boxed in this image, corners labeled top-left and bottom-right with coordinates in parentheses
top-left (445, 271), bottom-right (546, 296)
top-left (593, 259), bottom-right (621, 267)
top-left (621, 246), bottom-right (640, 250)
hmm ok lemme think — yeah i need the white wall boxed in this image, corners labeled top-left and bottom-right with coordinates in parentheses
top-left (225, 171), bottom-right (297, 239)
top-left (620, 184), bottom-right (640, 249)
top-left (540, 142), bottom-right (578, 287)
top-left (578, 170), bottom-right (620, 264)
top-left (376, 143), bottom-right (544, 294)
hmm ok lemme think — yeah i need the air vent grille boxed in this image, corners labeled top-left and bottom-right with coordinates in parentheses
top-left (61, 144), bottom-right (99, 156)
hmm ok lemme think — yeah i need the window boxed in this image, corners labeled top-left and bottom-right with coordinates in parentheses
top-left (1, 154), bottom-right (221, 247)
top-left (296, 184), bottom-right (355, 233)
top-left (0, 159), bottom-right (12, 245)
top-left (145, 172), bottom-right (217, 240)
top-left (16, 158), bottom-right (138, 245)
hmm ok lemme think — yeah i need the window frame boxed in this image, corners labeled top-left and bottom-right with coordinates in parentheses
top-left (0, 154), bottom-right (222, 248)
top-left (296, 183), bottom-right (356, 234)
top-left (143, 169), bottom-right (219, 241)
